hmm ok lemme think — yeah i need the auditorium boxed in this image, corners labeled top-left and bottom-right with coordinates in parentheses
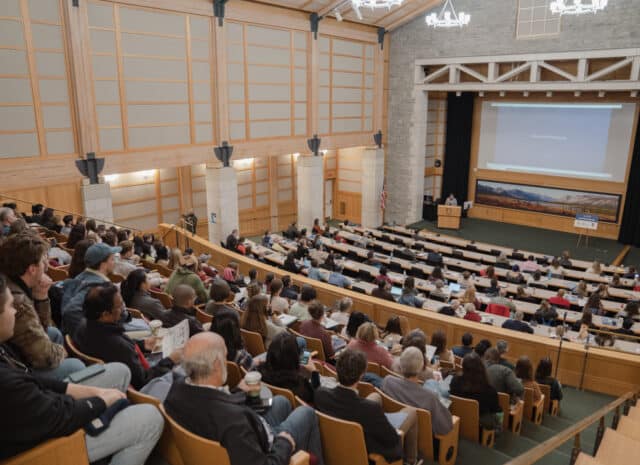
top-left (1, 1), bottom-right (640, 465)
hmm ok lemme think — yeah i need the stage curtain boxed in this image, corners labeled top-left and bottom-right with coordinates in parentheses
top-left (619, 114), bottom-right (640, 245)
top-left (441, 92), bottom-right (474, 203)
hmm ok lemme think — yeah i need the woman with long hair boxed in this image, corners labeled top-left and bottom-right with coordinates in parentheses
top-left (167, 248), bottom-right (182, 270)
top-left (346, 322), bottom-right (393, 369)
top-left (240, 294), bottom-right (285, 348)
top-left (430, 329), bottom-right (454, 364)
top-left (67, 239), bottom-right (95, 278)
top-left (66, 223), bottom-right (86, 249)
top-left (535, 357), bottom-right (563, 401)
top-left (515, 356), bottom-right (542, 402)
top-left (210, 308), bottom-right (252, 370)
top-left (450, 353), bottom-right (501, 428)
top-left (268, 278), bottom-right (289, 314)
top-left (398, 277), bottom-right (424, 308)
top-left (461, 286), bottom-right (481, 310)
top-left (120, 269), bottom-right (166, 322)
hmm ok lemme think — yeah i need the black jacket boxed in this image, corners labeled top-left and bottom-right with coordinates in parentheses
top-left (73, 319), bottom-right (174, 389)
top-left (501, 319), bottom-right (534, 334)
top-left (314, 386), bottom-right (402, 462)
top-left (258, 366), bottom-right (320, 405)
top-left (164, 379), bottom-right (292, 465)
top-left (450, 375), bottom-right (500, 416)
top-left (164, 305), bottom-right (204, 336)
top-left (0, 345), bottom-right (106, 459)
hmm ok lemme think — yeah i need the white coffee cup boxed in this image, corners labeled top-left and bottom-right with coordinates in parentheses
top-left (244, 371), bottom-right (262, 397)
top-left (149, 320), bottom-right (163, 336)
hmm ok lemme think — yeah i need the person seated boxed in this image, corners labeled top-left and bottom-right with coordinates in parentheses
top-left (165, 254), bottom-right (208, 304)
top-left (164, 332), bottom-right (324, 465)
top-left (438, 299), bottom-right (460, 316)
top-left (0, 233), bottom-right (86, 380)
top-left (559, 251), bottom-right (572, 268)
top-left (535, 357), bottom-right (563, 401)
top-left (226, 229), bottom-right (239, 250)
top-left (258, 332), bottom-right (320, 405)
top-left (484, 348), bottom-right (523, 402)
top-left (431, 329), bottom-right (454, 364)
top-left (444, 193), bottom-right (458, 206)
top-left (547, 258), bottom-right (565, 277)
top-left (610, 273), bottom-right (621, 287)
top-left (47, 238), bottom-right (72, 266)
top-left (459, 271), bottom-right (474, 289)
top-left (495, 252), bottom-right (510, 267)
top-left (321, 252), bottom-right (336, 271)
top-left (241, 294), bottom-right (286, 348)
top-left (381, 316), bottom-right (404, 349)
top-left (235, 237), bottom-right (247, 255)
top-left (614, 317), bottom-right (635, 336)
top-left (299, 301), bottom-right (335, 360)
top-left (452, 332), bottom-right (474, 358)
top-left (501, 311), bottom-right (533, 334)
top-left (344, 311), bottom-right (371, 340)
top-left (307, 259), bottom-right (325, 282)
top-left (121, 269), bottom-right (167, 322)
top-left (205, 278), bottom-right (236, 316)
top-left (391, 329), bottom-right (436, 382)
top-left (506, 265), bottom-right (525, 284)
top-left (375, 266), bottom-right (393, 286)
top-left (450, 353), bottom-right (501, 430)
top-left (327, 264), bottom-right (352, 289)
top-left (485, 277), bottom-right (500, 297)
top-left (474, 339), bottom-right (492, 358)
top-left (113, 240), bottom-right (138, 278)
top-left (490, 288), bottom-right (517, 314)
top-left (495, 340), bottom-right (515, 370)
top-left (59, 214), bottom-right (74, 236)
top-left (463, 302), bottom-right (482, 322)
top-left (268, 278), bottom-right (290, 315)
top-left (429, 266), bottom-right (445, 282)
top-left (382, 347), bottom-right (454, 435)
top-left (533, 300), bottom-right (558, 326)
top-left (514, 356), bottom-right (542, 402)
top-left (315, 348), bottom-right (418, 465)
top-left (222, 262), bottom-right (245, 292)
top-left (586, 260), bottom-right (602, 275)
top-left (289, 284), bottom-right (315, 321)
top-left (312, 218), bottom-right (323, 235)
top-left (371, 279), bottom-right (396, 302)
top-left (548, 289), bottom-right (571, 309)
top-left (73, 284), bottom-right (182, 390)
top-left (527, 270), bottom-right (547, 288)
top-left (0, 275), bottom-right (164, 464)
top-left (210, 308), bottom-right (253, 370)
top-left (347, 322), bottom-right (393, 369)
top-left (429, 279), bottom-right (449, 301)
top-left (398, 277), bottom-right (425, 308)
top-left (521, 255), bottom-right (539, 273)
top-left (461, 286), bottom-right (481, 310)
top-left (480, 265), bottom-right (495, 279)
top-left (280, 275), bottom-right (299, 300)
top-left (514, 285), bottom-right (537, 304)
top-left (285, 222), bottom-right (299, 240)
top-left (283, 251), bottom-right (301, 274)
top-left (365, 250), bottom-right (380, 267)
top-left (584, 293), bottom-right (604, 316)
top-left (163, 285), bottom-right (203, 336)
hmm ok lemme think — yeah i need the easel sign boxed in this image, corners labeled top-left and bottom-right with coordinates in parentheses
top-left (575, 213), bottom-right (598, 247)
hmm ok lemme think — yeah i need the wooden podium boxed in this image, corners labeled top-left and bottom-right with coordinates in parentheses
top-left (437, 205), bottom-right (462, 229)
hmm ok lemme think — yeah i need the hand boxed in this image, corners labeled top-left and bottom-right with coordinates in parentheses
top-left (278, 431), bottom-right (296, 450)
top-left (143, 337), bottom-right (159, 351)
top-left (169, 348), bottom-right (183, 364)
top-left (97, 388), bottom-right (126, 408)
top-left (33, 274), bottom-right (53, 300)
top-left (303, 360), bottom-right (318, 373)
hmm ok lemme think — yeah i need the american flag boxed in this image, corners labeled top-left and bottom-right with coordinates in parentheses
top-left (380, 179), bottom-right (387, 211)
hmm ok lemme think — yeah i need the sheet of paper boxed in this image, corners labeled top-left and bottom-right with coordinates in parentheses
top-left (162, 319), bottom-right (190, 358)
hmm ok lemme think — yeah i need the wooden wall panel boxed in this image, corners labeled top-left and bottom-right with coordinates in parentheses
top-left (333, 191), bottom-right (361, 223)
top-left (424, 96), bottom-right (445, 200)
top-left (1, 182), bottom-right (82, 219)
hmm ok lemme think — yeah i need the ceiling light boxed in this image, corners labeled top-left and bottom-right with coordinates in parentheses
top-left (334, 9), bottom-right (343, 21)
top-left (353, 5), bottom-right (363, 20)
top-left (351, 0), bottom-right (404, 10)
top-left (426, 0), bottom-right (470, 28)
top-left (550, 0), bottom-right (608, 15)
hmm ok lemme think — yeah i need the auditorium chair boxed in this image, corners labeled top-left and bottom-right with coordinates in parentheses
top-left (195, 306), bottom-right (213, 324)
top-left (366, 361), bottom-right (381, 376)
top-left (225, 361), bottom-right (242, 389)
top-left (375, 387), bottom-right (460, 465)
top-left (616, 416), bottom-right (640, 442)
top-left (356, 381), bottom-right (377, 398)
top-left (46, 265), bottom-right (68, 281)
top-left (64, 335), bottom-right (104, 365)
top-left (0, 430), bottom-right (88, 465)
top-left (538, 383), bottom-right (559, 415)
top-left (159, 404), bottom-right (310, 465)
top-left (523, 388), bottom-right (545, 425)
top-left (380, 365), bottom-right (401, 378)
top-left (240, 328), bottom-right (266, 356)
top-left (108, 272), bottom-right (125, 284)
top-left (264, 382), bottom-right (297, 407)
top-left (449, 395), bottom-right (495, 447)
top-left (149, 289), bottom-right (173, 309)
top-left (126, 388), bottom-right (184, 465)
top-left (316, 409), bottom-right (402, 465)
top-left (486, 304), bottom-right (511, 318)
top-left (497, 392), bottom-right (524, 434)
top-left (126, 307), bottom-right (143, 319)
top-left (146, 261), bottom-right (173, 278)
top-left (289, 329), bottom-right (326, 361)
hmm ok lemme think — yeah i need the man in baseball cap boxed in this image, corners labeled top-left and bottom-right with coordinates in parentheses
top-left (84, 243), bottom-right (122, 274)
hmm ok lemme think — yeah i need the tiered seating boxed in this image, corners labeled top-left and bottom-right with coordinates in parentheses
top-left (0, 430), bottom-right (89, 465)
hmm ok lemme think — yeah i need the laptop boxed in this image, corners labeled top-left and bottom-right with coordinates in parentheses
top-left (391, 286), bottom-right (402, 297)
top-left (448, 283), bottom-right (461, 293)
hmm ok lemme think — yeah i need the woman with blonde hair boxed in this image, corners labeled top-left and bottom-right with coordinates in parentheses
top-left (346, 322), bottom-right (394, 368)
top-left (461, 286), bottom-right (481, 310)
top-left (167, 248), bottom-right (182, 270)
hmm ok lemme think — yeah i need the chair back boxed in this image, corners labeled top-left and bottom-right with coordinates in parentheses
top-left (537, 383), bottom-right (558, 415)
top-left (290, 329), bottom-right (326, 361)
top-left (226, 361), bottom-right (242, 389)
top-left (240, 328), bottom-right (266, 356)
top-left (316, 410), bottom-right (370, 465)
top-left (355, 381), bottom-right (377, 399)
top-left (486, 304), bottom-right (510, 317)
top-left (158, 405), bottom-right (231, 465)
top-left (64, 335), bottom-right (104, 365)
top-left (264, 382), bottom-right (297, 407)
top-left (108, 272), bottom-right (125, 284)
top-left (497, 392), bottom-right (511, 432)
top-left (150, 289), bottom-right (173, 309)
top-left (47, 266), bottom-right (68, 281)
top-left (0, 430), bottom-right (88, 465)
top-left (450, 395), bottom-right (480, 443)
top-left (380, 365), bottom-right (401, 378)
top-left (127, 307), bottom-right (144, 319)
top-left (196, 307), bottom-right (212, 324)
top-left (523, 387), bottom-right (544, 424)
top-left (367, 361), bottom-right (381, 376)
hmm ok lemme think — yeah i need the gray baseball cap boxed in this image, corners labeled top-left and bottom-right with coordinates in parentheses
top-left (85, 243), bottom-right (121, 268)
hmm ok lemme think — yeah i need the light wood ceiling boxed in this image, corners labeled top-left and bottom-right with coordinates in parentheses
top-left (250, 0), bottom-right (443, 31)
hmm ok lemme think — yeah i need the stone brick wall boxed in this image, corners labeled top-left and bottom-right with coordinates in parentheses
top-left (385, 0), bottom-right (640, 224)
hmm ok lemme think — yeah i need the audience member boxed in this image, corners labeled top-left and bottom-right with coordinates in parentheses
top-left (559, 251), bottom-right (572, 268)
top-left (463, 302), bottom-right (481, 322)
top-left (490, 288), bottom-right (517, 313)
top-left (241, 294), bottom-right (286, 348)
top-left (47, 239), bottom-right (71, 266)
top-left (548, 289), bottom-right (571, 309)
top-left (382, 347), bottom-right (453, 436)
top-left (484, 348), bottom-right (523, 401)
top-left (474, 339), bottom-right (492, 358)
top-left (533, 300), bottom-right (558, 325)
top-left (113, 240), bottom-right (137, 277)
top-left (501, 311), bottom-right (533, 334)
top-left (506, 265), bottom-right (525, 284)
top-left (280, 275), bottom-right (299, 300)
top-left (381, 316), bottom-right (404, 349)
top-left (225, 229), bottom-right (239, 250)
top-left (521, 255), bottom-right (539, 272)
top-left (299, 301), bottom-right (335, 360)
top-left (164, 285), bottom-right (203, 336)
top-left (258, 332), bottom-right (320, 405)
top-left (269, 278), bottom-right (290, 314)
top-left (210, 308), bottom-right (253, 370)
top-left (0, 207), bottom-right (18, 236)
top-left (431, 329), bottom-right (454, 364)
top-left (535, 357), bottom-right (563, 401)
top-left (514, 356), bottom-right (542, 402)
top-left (164, 332), bottom-right (324, 465)
top-left (327, 264), bottom-right (351, 289)
top-left (315, 348), bottom-right (417, 464)
top-left (205, 279), bottom-right (236, 316)
top-left (496, 340), bottom-right (515, 370)
top-left (329, 297), bottom-right (352, 326)
top-left (347, 322), bottom-right (393, 369)
top-left (371, 279), bottom-right (396, 302)
top-left (289, 284), bottom-right (316, 321)
top-left (283, 251), bottom-right (300, 274)
top-left (391, 329), bottom-right (436, 382)
top-left (307, 259), bottom-right (324, 282)
top-left (461, 286), bottom-right (481, 310)
top-left (452, 332), bottom-right (474, 358)
top-left (74, 284), bottom-right (182, 390)
top-left (486, 277), bottom-right (500, 296)
top-left (375, 266), bottom-right (392, 285)
top-left (438, 299), bottom-right (460, 316)
top-left (398, 277), bottom-right (425, 308)
top-left (165, 255), bottom-right (208, 304)
top-left (121, 269), bottom-right (166, 322)
top-left (66, 223), bottom-right (86, 249)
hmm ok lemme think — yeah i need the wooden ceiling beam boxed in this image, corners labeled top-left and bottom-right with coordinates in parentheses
top-left (318, 0), bottom-right (351, 17)
top-left (380, 0), bottom-right (442, 30)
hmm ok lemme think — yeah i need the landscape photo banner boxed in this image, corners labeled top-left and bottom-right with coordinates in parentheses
top-left (474, 180), bottom-right (621, 223)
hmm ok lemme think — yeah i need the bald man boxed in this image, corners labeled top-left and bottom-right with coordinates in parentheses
top-left (164, 333), bottom-right (325, 465)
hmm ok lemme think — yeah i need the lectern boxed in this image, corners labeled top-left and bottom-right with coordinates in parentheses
top-left (437, 205), bottom-right (462, 229)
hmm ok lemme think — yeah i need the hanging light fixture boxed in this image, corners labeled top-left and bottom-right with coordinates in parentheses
top-left (351, 0), bottom-right (404, 10)
top-left (426, 0), bottom-right (470, 28)
top-left (550, 0), bottom-right (608, 15)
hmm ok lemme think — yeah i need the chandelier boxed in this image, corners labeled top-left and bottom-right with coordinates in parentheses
top-left (350, 0), bottom-right (404, 9)
top-left (550, 0), bottom-right (608, 15)
top-left (426, 0), bottom-right (470, 28)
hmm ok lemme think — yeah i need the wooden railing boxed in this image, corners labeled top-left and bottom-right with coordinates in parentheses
top-left (504, 391), bottom-right (638, 465)
top-left (159, 224), bottom-right (640, 397)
